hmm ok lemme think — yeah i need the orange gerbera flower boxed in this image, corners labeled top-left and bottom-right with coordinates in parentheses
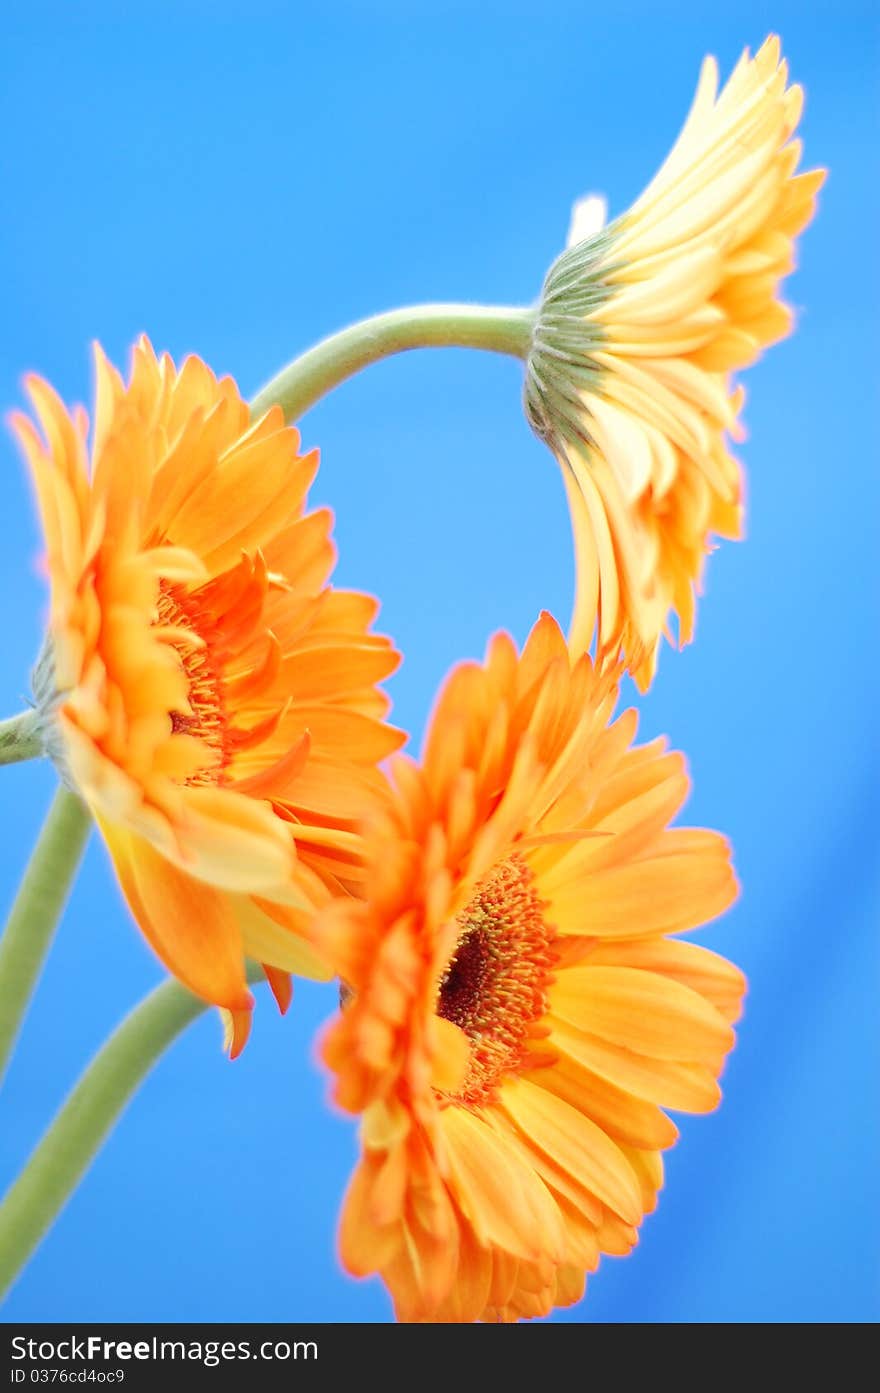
top-left (11, 336), bottom-right (402, 1054)
top-left (524, 35), bottom-right (824, 687)
top-left (318, 613), bottom-right (743, 1321)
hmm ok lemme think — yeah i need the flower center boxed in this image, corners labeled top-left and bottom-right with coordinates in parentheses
top-left (436, 855), bottom-right (557, 1106)
top-left (156, 583), bottom-right (229, 785)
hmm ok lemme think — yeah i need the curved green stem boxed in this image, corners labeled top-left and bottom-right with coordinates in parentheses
top-left (0, 787), bottom-right (91, 1088)
top-left (250, 303), bottom-right (534, 422)
top-left (0, 964), bottom-right (263, 1299)
top-left (0, 710), bottom-right (43, 767)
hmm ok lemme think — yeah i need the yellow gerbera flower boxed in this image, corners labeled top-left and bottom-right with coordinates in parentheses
top-left (10, 336), bottom-right (403, 1054)
top-left (317, 613), bottom-right (743, 1321)
top-left (524, 35), bottom-right (824, 687)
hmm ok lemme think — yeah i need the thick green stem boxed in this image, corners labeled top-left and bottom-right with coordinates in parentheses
top-left (250, 303), bottom-right (534, 422)
top-left (0, 711), bottom-right (43, 767)
top-left (0, 788), bottom-right (91, 1088)
top-left (0, 965), bottom-right (263, 1299)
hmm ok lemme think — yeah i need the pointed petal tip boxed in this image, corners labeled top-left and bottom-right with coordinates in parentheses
top-left (262, 963), bottom-right (294, 1015)
top-left (225, 999), bottom-right (254, 1059)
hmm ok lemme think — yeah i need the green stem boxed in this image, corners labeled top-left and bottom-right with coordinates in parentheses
top-left (0, 788), bottom-right (91, 1088)
top-left (250, 303), bottom-right (534, 422)
top-left (0, 710), bottom-right (43, 767)
top-left (0, 965), bottom-right (263, 1299)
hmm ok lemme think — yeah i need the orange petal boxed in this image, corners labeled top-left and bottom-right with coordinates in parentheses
top-left (442, 1106), bottom-right (565, 1264)
top-left (99, 819), bottom-right (251, 1013)
top-left (586, 936), bottom-right (747, 1024)
top-left (551, 1019), bottom-right (722, 1113)
top-left (498, 1076), bottom-right (643, 1225)
top-left (551, 964), bottom-right (734, 1065)
top-left (173, 785), bottom-right (294, 892)
top-left (526, 1050), bottom-right (679, 1151)
top-left (235, 894), bottom-right (332, 980)
top-left (430, 1017), bottom-right (471, 1094)
top-left (224, 1006), bottom-right (253, 1060)
top-left (262, 964), bottom-right (293, 1014)
top-left (546, 832), bottom-right (737, 938)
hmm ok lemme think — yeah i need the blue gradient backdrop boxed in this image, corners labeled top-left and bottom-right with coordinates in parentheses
top-left (1, 1), bottom-right (877, 1324)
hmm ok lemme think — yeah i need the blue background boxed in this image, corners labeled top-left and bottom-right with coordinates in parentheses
top-left (0, 1), bottom-right (877, 1324)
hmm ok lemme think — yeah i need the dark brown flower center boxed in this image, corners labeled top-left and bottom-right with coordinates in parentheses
top-left (437, 854), bottom-right (557, 1106)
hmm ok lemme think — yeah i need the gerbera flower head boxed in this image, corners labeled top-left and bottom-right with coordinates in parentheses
top-left (318, 613), bottom-right (744, 1321)
top-left (11, 336), bottom-right (403, 1054)
top-left (523, 36), bottom-right (824, 688)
